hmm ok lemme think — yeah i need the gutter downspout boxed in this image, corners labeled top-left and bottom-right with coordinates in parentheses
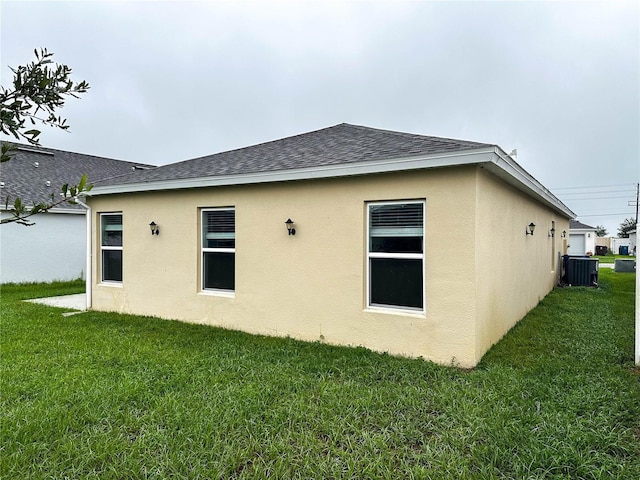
top-left (74, 195), bottom-right (92, 310)
top-left (635, 256), bottom-right (640, 366)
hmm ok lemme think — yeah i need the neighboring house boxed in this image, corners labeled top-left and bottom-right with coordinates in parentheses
top-left (610, 236), bottom-right (631, 256)
top-left (567, 219), bottom-right (597, 255)
top-left (595, 236), bottom-right (611, 251)
top-left (0, 144), bottom-right (152, 283)
top-left (85, 123), bottom-right (574, 367)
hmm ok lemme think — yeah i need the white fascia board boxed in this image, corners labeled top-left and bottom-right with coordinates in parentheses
top-left (48, 206), bottom-right (86, 215)
top-left (485, 148), bottom-right (576, 219)
top-left (88, 148), bottom-right (497, 196)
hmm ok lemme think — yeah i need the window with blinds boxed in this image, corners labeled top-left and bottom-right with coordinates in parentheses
top-left (202, 208), bottom-right (235, 292)
top-left (367, 201), bottom-right (424, 310)
top-left (101, 214), bottom-right (123, 247)
top-left (100, 213), bottom-right (123, 283)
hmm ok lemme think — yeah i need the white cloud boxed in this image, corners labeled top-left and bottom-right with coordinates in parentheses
top-left (1, 0), bottom-right (637, 233)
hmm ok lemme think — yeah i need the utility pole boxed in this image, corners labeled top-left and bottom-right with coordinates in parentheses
top-left (628, 182), bottom-right (639, 228)
top-left (635, 182), bottom-right (639, 366)
top-left (635, 182), bottom-right (639, 227)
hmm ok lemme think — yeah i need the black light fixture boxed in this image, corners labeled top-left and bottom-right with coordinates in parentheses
top-left (526, 222), bottom-right (536, 236)
top-left (549, 227), bottom-right (555, 238)
top-left (149, 221), bottom-right (160, 235)
top-left (285, 218), bottom-right (296, 236)
top-left (561, 230), bottom-right (567, 238)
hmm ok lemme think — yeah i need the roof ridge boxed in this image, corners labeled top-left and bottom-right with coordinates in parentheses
top-left (88, 123), bottom-right (511, 193)
top-left (181, 124), bottom-right (350, 163)
top-left (181, 123), bottom-right (492, 164)
top-left (343, 123), bottom-right (493, 147)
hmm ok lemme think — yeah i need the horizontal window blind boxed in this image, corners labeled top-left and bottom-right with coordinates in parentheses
top-left (203, 210), bottom-right (235, 238)
top-left (102, 214), bottom-right (122, 229)
top-left (370, 203), bottom-right (423, 237)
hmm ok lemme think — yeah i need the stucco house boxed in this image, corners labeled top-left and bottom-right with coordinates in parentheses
top-left (567, 219), bottom-right (597, 255)
top-left (0, 144), bottom-right (151, 283)
top-left (85, 123), bottom-right (574, 367)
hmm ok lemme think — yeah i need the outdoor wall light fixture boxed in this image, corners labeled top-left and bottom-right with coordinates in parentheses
top-left (549, 227), bottom-right (555, 238)
top-left (285, 218), bottom-right (296, 236)
top-left (526, 222), bottom-right (536, 236)
top-left (149, 221), bottom-right (160, 236)
top-left (561, 230), bottom-right (567, 238)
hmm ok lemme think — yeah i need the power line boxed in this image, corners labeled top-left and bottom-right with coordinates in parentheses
top-left (562, 196), bottom-right (633, 201)
top-left (551, 182), bottom-right (635, 190)
top-left (578, 212), bottom-right (635, 217)
top-left (557, 191), bottom-right (635, 196)
top-left (557, 189), bottom-right (636, 196)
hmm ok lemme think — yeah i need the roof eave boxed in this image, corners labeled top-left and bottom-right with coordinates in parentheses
top-left (88, 145), bottom-right (575, 219)
top-left (0, 206), bottom-right (85, 215)
top-left (485, 147), bottom-right (576, 219)
top-left (88, 147), bottom-right (497, 196)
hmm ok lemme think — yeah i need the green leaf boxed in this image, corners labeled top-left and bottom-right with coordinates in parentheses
top-left (77, 174), bottom-right (87, 191)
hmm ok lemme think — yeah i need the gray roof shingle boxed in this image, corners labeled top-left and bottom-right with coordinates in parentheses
top-left (99, 123), bottom-right (494, 187)
top-left (0, 143), bottom-right (153, 210)
top-left (569, 219), bottom-right (596, 230)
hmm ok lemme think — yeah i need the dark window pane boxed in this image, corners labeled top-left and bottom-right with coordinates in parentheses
top-left (370, 258), bottom-right (422, 309)
top-left (370, 236), bottom-right (423, 253)
top-left (102, 250), bottom-right (122, 282)
top-left (203, 252), bottom-right (235, 291)
top-left (103, 231), bottom-right (122, 247)
top-left (205, 238), bottom-right (235, 249)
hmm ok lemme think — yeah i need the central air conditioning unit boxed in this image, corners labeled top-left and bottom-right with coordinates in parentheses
top-left (561, 255), bottom-right (599, 287)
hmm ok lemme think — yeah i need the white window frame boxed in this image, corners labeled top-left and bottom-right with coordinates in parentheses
top-left (201, 207), bottom-right (236, 295)
top-left (100, 212), bottom-right (123, 285)
top-left (366, 200), bottom-right (425, 313)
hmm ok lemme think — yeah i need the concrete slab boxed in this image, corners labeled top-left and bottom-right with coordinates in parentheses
top-left (25, 293), bottom-right (87, 311)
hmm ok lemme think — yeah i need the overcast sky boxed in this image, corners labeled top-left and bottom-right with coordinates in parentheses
top-left (1, 0), bottom-right (638, 235)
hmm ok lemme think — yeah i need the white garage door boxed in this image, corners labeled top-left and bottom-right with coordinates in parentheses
top-left (568, 234), bottom-right (586, 255)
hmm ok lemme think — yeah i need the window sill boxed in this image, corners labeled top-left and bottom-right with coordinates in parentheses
top-left (199, 290), bottom-right (235, 299)
top-left (98, 281), bottom-right (123, 288)
top-left (364, 306), bottom-right (426, 318)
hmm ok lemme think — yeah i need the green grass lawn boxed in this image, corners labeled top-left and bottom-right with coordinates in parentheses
top-left (1, 272), bottom-right (639, 479)
top-left (593, 254), bottom-right (634, 264)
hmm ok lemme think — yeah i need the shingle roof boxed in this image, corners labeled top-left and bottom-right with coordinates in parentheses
top-left (569, 219), bottom-right (596, 230)
top-left (99, 123), bottom-right (493, 187)
top-left (0, 143), bottom-right (153, 210)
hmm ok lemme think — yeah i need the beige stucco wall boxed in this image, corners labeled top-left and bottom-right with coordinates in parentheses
top-left (88, 166), bottom-right (568, 367)
top-left (474, 167), bottom-right (569, 362)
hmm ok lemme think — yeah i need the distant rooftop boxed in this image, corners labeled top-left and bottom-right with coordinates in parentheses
top-left (0, 143), bottom-right (153, 211)
top-left (570, 219), bottom-right (596, 230)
